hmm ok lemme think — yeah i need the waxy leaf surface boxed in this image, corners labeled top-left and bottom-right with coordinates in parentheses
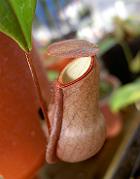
top-left (0, 0), bottom-right (36, 51)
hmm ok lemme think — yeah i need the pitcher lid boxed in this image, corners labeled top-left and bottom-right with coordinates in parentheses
top-left (47, 39), bottom-right (98, 58)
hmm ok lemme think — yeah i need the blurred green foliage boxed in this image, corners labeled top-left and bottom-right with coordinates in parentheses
top-left (110, 79), bottom-right (140, 112)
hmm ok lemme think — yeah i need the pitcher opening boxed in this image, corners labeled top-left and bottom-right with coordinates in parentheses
top-left (59, 57), bottom-right (92, 84)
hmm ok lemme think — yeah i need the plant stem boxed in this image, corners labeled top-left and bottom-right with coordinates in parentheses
top-left (25, 53), bottom-right (50, 134)
top-left (120, 41), bottom-right (133, 68)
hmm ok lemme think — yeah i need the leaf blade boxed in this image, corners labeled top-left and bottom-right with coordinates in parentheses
top-left (109, 81), bottom-right (140, 112)
top-left (0, 0), bottom-right (36, 51)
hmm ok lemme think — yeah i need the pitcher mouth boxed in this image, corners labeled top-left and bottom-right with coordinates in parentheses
top-left (57, 56), bottom-right (95, 88)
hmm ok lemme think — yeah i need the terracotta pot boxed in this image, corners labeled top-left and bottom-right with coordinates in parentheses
top-left (100, 102), bottom-right (122, 138)
top-left (0, 32), bottom-right (49, 179)
top-left (99, 73), bottom-right (122, 138)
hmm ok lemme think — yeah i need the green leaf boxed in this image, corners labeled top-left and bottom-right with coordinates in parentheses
top-left (99, 37), bottom-right (117, 56)
top-left (0, 0), bottom-right (36, 52)
top-left (47, 70), bottom-right (59, 81)
top-left (109, 80), bottom-right (140, 112)
top-left (130, 52), bottom-right (140, 73)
